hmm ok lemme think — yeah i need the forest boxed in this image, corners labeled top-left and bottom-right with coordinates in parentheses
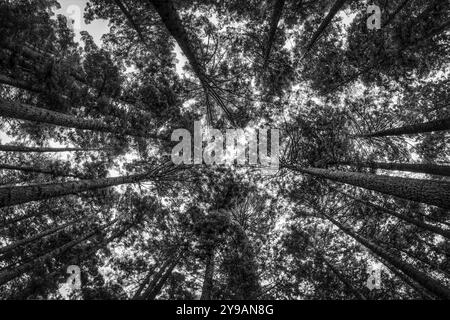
top-left (0, 0), bottom-right (449, 300)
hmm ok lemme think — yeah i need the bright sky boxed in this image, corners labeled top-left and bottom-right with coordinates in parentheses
top-left (54, 0), bottom-right (109, 45)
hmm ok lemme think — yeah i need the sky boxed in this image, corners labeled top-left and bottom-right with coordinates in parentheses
top-left (54, 0), bottom-right (109, 45)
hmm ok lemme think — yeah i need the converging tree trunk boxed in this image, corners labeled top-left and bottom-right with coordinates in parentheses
top-left (0, 144), bottom-right (106, 153)
top-left (0, 219), bottom-right (116, 286)
top-left (323, 213), bottom-right (450, 299)
top-left (301, 0), bottom-right (347, 58)
top-left (339, 191), bottom-right (450, 239)
top-left (319, 254), bottom-right (367, 300)
top-left (263, 0), bottom-right (285, 68)
top-left (334, 161), bottom-right (450, 177)
top-left (0, 98), bottom-right (162, 140)
top-left (286, 165), bottom-right (450, 209)
top-left (201, 248), bottom-right (215, 300)
top-left (0, 167), bottom-right (172, 208)
top-left (359, 117), bottom-right (450, 138)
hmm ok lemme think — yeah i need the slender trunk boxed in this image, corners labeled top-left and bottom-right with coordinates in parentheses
top-left (0, 98), bottom-right (162, 140)
top-left (0, 171), bottom-right (162, 208)
top-left (113, 0), bottom-right (148, 45)
top-left (0, 219), bottom-right (116, 286)
top-left (320, 254), bottom-right (367, 300)
top-left (139, 254), bottom-right (176, 300)
top-left (0, 144), bottom-right (106, 153)
top-left (286, 165), bottom-right (450, 209)
top-left (335, 161), bottom-right (450, 177)
top-left (0, 74), bottom-right (44, 94)
top-left (263, 0), bottom-right (285, 68)
top-left (132, 264), bottom-right (158, 299)
top-left (147, 254), bottom-right (181, 300)
top-left (302, 0), bottom-right (347, 57)
top-left (339, 191), bottom-right (450, 239)
top-left (148, 0), bottom-right (234, 125)
top-left (377, 256), bottom-right (436, 300)
top-left (0, 163), bottom-right (84, 179)
top-left (323, 213), bottom-right (450, 299)
top-left (359, 117), bottom-right (450, 138)
top-left (201, 248), bottom-right (215, 300)
top-left (0, 217), bottom-right (85, 255)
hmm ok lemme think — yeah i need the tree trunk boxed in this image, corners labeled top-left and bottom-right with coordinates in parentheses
top-left (139, 253), bottom-right (178, 300)
top-left (323, 213), bottom-right (450, 299)
top-left (147, 254), bottom-right (182, 300)
top-left (0, 163), bottom-right (84, 179)
top-left (0, 217), bottom-right (86, 255)
top-left (0, 171), bottom-right (160, 208)
top-left (339, 191), bottom-right (450, 239)
top-left (148, 0), bottom-right (235, 125)
top-left (0, 219), bottom-right (116, 286)
top-left (132, 264), bottom-right (158, 299)
top-left (0, 144), bottom-right (106, 153)
top-left (113, 0), bottom-right (148, 45)
top-left (302, 0), bottom-right (347, 57)
top-left (320, 254), bottom-right (367, 300)
top-left (200, 248), bottom-right (215, 300)
top-left (377, 256), bottom-right (436, 300)
top-left (335, 161), bottom-right (450, 177)
top-left (359, 117), bottom-right (450, 137)
top-left (0, 98), bottom-right (162, 140)
top-left (263, 0), bottom-right (285, 68)
top-left (286, 165), bottom-right (450, 209)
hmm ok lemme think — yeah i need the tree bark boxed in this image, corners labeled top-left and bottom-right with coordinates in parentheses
top-left (263, 0), bottom-right (285, 68)
top-left (0, 98), bottom-right (162, 140)
top-left (200, 248), bottom-right (215, 300)
top-left (359, 117), bottom-right (450, 137)
top-left (148, 0), bottom-right (235, 125)
top-left (0, 144), bottom-right (106, 153)
top-left (0, 217), bottom-right (86, 255)
top-left (339, 191), bottom-right (450, 239)
top-left (335, 161), bottom-right (450, 177)
top-left (302, 0), bottom-right (347, 57)
top-left (0, 219), bottom-right (116, 286)
top-left (147, 254), bottom-right (181, 300)
top-left (286, 165), bottom-right (450, 209)
top-left (323, 213), bottom-right (450, 299)
top-left (0, 163), bottom-right (85, 179)
top-left (320, 254), bottom-right (367, 300)
top-left (0, 170), bottom-right (165, 208)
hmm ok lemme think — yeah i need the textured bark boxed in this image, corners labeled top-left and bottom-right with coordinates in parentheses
top-left (340, 191), bottom-right (450, 240)
top-left (376, 256), bottom-right (436, 300)
top-left (132, 264), bottom-right (158, 299)
top-left (200, 248), bottom-right (215, 300)
top-left (302, 0), bottom-right (347, 57)
top-left (148, 0), bottom-right (234, 124)
top-left (0, 144), bottom-right (106, 153)
top-left (139, 255), bottom-right (175, 300)
top-left (320, 254), bottom-right (367, 300)
top-left (0, 98), bottom-right (162, 139)
top-left (324, 213), bottom-right (450, 299)
top-left (360, 117), bottom-right (450, 137)
top-left (0, 219), bottom-right (116, 286)
top-left (286, 165), bottom-right (450, 209)
top-left (147, 255), bottom-right (181, 300)
top-left (0, 163), bottom-right (84, 179)
top-left (336, 161), bottom-right (450, 177)
top-left (0, 217), bottom-right (85, 255)
top-left (114, 0), bottom-right (148, 45)
top-left (0, 74), bottom-right (43, 94)
top-left (263, 0), bottom-right (285, 68)
top-left (0, 172), bottom-right (154, 208)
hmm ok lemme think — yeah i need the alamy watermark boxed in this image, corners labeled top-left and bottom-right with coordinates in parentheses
top-left (171, 122), bottom-right (279, 172)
